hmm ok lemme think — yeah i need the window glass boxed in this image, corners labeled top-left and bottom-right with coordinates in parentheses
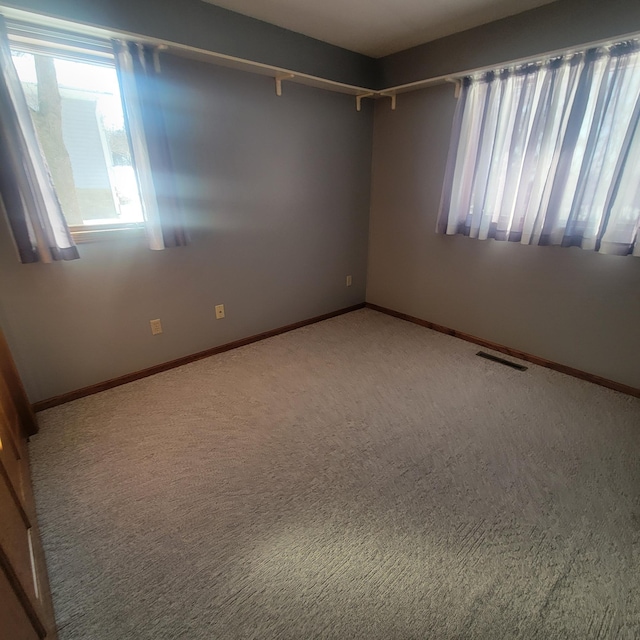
top-left (10, 49), bottom-right (143, 227)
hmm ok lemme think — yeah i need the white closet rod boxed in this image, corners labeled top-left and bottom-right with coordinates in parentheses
top-left (2, 5), bottom-right (640, 110)
top-left (383, 28), bottom-right (640, 96)
top-left (0, 4), bottom-right (379, 109)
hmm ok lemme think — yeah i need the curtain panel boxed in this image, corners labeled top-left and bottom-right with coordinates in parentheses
top-left (0, 17), bottom-right (78, 263)
top-left (113, 41), bottom-right (186, 250)
top-left (437, 43), bottom-right (640, 257)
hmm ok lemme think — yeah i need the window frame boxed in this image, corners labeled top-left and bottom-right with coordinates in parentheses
top-left (68, 222), bottom-right (146, 243)
top-left (6, 21), bottom-right (145, 243)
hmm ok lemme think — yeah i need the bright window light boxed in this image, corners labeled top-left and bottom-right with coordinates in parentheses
top-left (10, 50), bottom-right (144, 227)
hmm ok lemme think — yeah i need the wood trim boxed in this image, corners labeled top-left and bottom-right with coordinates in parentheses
top-left (0, 460), bottom-right (32, 530)
top-left (33, 303), bottom-right (366, 412)
top-left (366, 303), bottom-right (640, 399)
top-left (0, 331), bottom-right (38, 438)
top-left (0, 547), bottom-right (48, 639)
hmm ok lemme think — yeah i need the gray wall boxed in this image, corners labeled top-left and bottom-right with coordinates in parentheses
top-left (367, 14), bottom-right (640, 388)
top-left (0, 55), bottom-right (373, 402)
top-left (4, 0), bottom-right (640, 401)
top-left (4, 0), bottom-right (376, 87)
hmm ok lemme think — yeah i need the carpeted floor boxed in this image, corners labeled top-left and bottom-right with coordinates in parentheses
top-left (30, 309), bottom-right (640, 639)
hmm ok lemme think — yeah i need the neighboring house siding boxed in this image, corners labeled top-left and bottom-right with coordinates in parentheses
top-left (61, 97), bottom-right (117, 220)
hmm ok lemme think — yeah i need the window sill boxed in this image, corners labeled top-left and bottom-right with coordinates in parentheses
top-left (70, 223), bottom-right (146, 244)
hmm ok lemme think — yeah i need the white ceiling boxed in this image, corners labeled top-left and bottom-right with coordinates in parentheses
top-left (203, 0), bottom-right (558, 58)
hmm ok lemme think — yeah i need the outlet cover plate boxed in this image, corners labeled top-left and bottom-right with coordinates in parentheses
top-left (150, 319), bottom-right (162, 335)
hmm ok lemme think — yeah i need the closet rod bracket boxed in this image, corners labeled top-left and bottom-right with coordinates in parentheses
top-left (355, 92), bottom-right (374, 111)
top-left (380, 92), bottom-right (397, 110)
top-left (275, 73), bottom-right (295, 96)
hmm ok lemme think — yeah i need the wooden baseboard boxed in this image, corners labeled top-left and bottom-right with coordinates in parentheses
top-left (366, 303), bottom-right (640, 399)
top-left (33, 303), bottom-right (366, 412)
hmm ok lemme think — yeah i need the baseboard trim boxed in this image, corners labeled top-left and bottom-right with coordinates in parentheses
top-left (33, 303), bottom-right (366, 412)
top-left (366, 303), bottom-right (640, 399)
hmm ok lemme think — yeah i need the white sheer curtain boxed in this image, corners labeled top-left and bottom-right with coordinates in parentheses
top-left (0, 17), bottom-right (78, 263)
top-left (113, 40), bottom-right (186, 250)
top-left (437, 43), bottom-right (640, 257)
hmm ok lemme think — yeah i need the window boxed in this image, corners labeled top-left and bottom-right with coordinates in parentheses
top-left (437, 42), bottom-right (640, 257)
top-left (1, 15), bottom-right (184, 261)
top-left (8, 29), bottom-right (143, 240)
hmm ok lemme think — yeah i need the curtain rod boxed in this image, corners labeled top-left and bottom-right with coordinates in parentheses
top-left (0, 4), bottom-right (382, 110)
top-left (2, 5), bottom-right (640, 108)
top-left (384, 28), bottom-right (640, 95)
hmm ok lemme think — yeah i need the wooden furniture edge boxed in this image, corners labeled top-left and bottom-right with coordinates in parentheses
top-left (32, 303), bottom-right (366, 412)
top-left (365, 303), bottom-right (640, 399)
top-left (0, 545), bottom-right (48, 639)
top-left (0, 330), bottom-right (38, 437)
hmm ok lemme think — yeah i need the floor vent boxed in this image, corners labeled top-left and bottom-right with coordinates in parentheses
top-left (477, 351), bottom-right (528, 371)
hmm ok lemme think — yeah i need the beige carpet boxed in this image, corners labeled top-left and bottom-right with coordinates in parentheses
top-left (30, 309), bottom-right (640, 639)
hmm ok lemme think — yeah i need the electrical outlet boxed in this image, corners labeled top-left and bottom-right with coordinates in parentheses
top-left (346, 275), bottom-right (352, 287)
top-left (150, 319), bottom-right (163, 335)
top-left (215, 304), bottom-right (225, 319)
